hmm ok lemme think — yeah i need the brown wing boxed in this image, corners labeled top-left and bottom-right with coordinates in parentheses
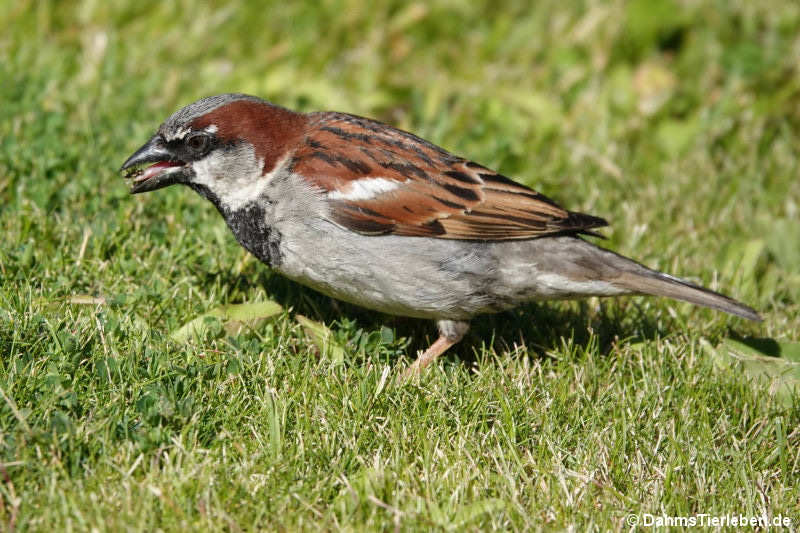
top-left (290, 112), bottom-right (608, 240)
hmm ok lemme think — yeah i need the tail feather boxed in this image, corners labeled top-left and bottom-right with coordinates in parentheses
top-left (531, 237), bottom-right (762, 321)
top-left (563, 239), bottom-right (763, 322)
top-left (614, 268), bottom-right (762, 322)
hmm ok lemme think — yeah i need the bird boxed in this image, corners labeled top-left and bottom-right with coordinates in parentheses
top-left (120, 93), bottom-right (761, 376)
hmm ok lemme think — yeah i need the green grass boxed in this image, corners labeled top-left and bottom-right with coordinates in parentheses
top-left (2, 0), bottom-right (799, 530)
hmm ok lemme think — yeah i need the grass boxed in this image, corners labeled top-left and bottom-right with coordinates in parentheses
top-left (1, 0), bottom-right (799, 530)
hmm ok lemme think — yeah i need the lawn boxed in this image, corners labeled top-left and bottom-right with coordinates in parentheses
top-left (1, 0), bottom-right (799, 530)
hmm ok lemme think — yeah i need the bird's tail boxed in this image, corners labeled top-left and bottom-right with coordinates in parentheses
top-left (601, 249), bottom-right (762, 322)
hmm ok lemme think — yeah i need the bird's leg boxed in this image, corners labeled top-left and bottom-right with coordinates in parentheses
top-left (400, 320), bottom-right (470, 380)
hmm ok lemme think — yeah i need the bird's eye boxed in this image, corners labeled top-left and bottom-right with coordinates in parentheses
top-left (185, 133), bottom-right (210, 154)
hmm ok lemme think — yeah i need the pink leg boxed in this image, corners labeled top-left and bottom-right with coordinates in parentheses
top-left (400, 320), bottom-right (469, 380)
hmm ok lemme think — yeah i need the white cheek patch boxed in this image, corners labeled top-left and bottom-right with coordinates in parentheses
top-left (191, 146), bottom-right (289, 212)
top-left (328, 177), bottom-right (402, 201)
top-left (204, 124), bottom-right (218, 134)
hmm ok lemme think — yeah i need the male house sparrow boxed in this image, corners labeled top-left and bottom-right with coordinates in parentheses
top-left (121, 94), bottom-right (761, 374)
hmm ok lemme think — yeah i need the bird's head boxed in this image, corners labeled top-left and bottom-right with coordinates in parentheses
top-left (120, 93), bottom-right (306, 210)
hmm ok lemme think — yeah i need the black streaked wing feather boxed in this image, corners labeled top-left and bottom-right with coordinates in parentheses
top-left (294, 112), bottom-right (608, 241)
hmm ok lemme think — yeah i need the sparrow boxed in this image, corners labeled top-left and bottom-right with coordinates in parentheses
top-left (120, 93), bottom-right (761, 375)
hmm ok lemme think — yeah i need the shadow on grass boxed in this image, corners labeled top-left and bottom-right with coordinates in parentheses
top-left (211, 266), bottom-right (680, 369)
top-left (451, 299), bottom-right (673, 369)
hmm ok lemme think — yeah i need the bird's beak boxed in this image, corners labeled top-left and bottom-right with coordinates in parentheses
top-left (120, 135), bottom-right (189, 194)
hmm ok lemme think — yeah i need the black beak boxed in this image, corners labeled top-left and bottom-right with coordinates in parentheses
top-left (120, 135), bottom-right (187, 194)
top-left (120, 135), bottom-right (173, 171)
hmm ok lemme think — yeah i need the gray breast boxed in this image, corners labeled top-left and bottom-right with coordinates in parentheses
top-left (270, 215), bottom-right (504, 319)
top-left (218, 172), bottom-right (625, 320)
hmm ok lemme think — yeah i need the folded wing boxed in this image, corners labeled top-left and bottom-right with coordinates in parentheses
top-left (291, 112), bottom-right (608, 240)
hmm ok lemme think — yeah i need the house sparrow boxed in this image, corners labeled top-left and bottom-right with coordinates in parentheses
top-left (121, 93), bottom-right (761, 375)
